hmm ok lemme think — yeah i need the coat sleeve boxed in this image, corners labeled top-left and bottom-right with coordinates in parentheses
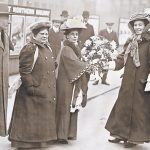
top-left (114, 40), bottom-right (130, 70)
top-left (19, 44), bottom-right (36, 87)
top-left (114, 52), bottom-right (125, 70)
top-left (62, 46), bottom-right (90, 83)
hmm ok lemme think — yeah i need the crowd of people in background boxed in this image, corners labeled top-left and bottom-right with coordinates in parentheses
top-left (1, 5), bottom-right (150, 149)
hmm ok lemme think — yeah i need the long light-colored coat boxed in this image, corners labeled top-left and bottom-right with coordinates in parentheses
top-left (9, 39), bottom-right (57, 143)
top-left (0, 30), bottom-right (9, 136)
top-left (105, 25), bottom-right (150, 142)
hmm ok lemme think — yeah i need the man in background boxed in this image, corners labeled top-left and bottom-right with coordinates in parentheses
top-left (60, 10), bottom-right (69, 23)
top-left (79, 10), bottom-right (94, 48)
top-left (48, 19), bottom-right (64, 59)
top-left (93, 22), bottom-right (119, 85)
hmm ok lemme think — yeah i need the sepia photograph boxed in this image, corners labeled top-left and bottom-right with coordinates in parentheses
top-left (0, 0), bottom-right (150, 149)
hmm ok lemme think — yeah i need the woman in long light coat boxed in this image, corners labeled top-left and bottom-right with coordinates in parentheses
top-left (105, 14), bottom-right (150, 148)
top-left (8, 21), bottom-right (57, 149)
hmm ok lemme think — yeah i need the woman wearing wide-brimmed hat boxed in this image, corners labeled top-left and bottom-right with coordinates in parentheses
top-left (8, 21), bottom-right (57, 149)
top-left (104, 14), bottom-right (150, 148)
top-left (56, 19), bottom-right (90, 144)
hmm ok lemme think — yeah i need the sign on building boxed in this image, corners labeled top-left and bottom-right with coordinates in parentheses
top-left (8, 5), bottom-right (51, 55)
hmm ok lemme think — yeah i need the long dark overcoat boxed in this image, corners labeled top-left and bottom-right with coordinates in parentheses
top-left (56, 40), bottom-right (88, 140)
top-left (105, 34), bottom-right (150, 142)
top-left (0, 30), bottom-right (9, 136)
top-left (48, 28), bottom-right (64, 59)
top-left (99, 29), bottom-right (119, 47)
top-left (8, 39), bottom-right (57, 143)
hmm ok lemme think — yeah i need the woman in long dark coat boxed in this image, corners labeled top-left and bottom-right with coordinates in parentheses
top-left (56, 19), bottom-right (90, 144)
top-left (8, 21), bottom-right (57, 149)
top-left (105, 14), bottom-right (150, 148)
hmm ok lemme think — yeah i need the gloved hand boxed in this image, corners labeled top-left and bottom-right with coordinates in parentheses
top-left (81, 94), bottom-right (87, 108)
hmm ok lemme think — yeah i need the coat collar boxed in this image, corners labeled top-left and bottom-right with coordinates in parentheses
top-left (30, 38), bottom-right (50, 49)
top-left (63, 40), bottom-right (82, 58)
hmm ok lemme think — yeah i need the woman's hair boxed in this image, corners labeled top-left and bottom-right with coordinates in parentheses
top-left (130, 19), bottom-right (149, 27)
top-left (32, 27), bottom-right (49, 36)
top-left (64, 28), bottom-right (81, 36)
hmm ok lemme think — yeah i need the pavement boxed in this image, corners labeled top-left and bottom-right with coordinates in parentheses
top-left (0, 69), bottom-right (124, 150)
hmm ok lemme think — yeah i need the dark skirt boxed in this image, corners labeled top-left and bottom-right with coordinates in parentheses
top-left (11, 140), bottom-right (56, 149)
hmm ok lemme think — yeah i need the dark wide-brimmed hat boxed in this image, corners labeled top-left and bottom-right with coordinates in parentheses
top-left (30, 21), bottom-right (51, 32)
top-left (60, 10), bottom-right (69, 17)
top-left (82, 11), bottom-right (90, 18)
top-left (106, 22), bottom-right (114, 26)
top-left (60, 19), bottom-right (86, 31)
top-left (128, 13), bottom-right (150, 33)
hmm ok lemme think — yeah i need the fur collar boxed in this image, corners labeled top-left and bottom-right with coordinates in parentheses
top-left (63, 40), bottom-right (82, 58)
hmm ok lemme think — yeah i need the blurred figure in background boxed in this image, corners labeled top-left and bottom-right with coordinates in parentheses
top-left (48, 19), bottom-right (64, 59)
top-left (93, 22), bottom-right (119, 85)
top-left (79, 10), bottom-right (94, 48)
top-left (60, 10), bottom-right (69, 23)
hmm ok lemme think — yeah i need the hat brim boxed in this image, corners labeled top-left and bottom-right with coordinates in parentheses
top-left (60, 19), bottom-right (86, 31)
top-left (61, 27), bottom-right (86, 31)
top-left (60, 14), bottom-right (69, 17)
top-left (52, 20), bottom-right (62, 23)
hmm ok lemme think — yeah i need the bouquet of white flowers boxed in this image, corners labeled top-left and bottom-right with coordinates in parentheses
top-left (81, 36), bottom-right (118, 74)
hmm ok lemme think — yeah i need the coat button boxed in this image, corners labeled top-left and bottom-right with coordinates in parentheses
top-left (45, 57), bottom-right (48, 60)
top-left (53, 85), bottom-right (56, 88)
top-left (53, 97), bottom-right (56, 101)
top-left (52, 70), bottom-right (55, 73)
top-left (52, 56), bottom-right (54, 59)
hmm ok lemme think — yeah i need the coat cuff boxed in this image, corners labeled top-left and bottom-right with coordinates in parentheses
top-left (69, 65), bottom-right (90, 83)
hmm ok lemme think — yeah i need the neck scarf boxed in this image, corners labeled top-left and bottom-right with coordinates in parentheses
top-left (124, 34), bottom-right (142, 67)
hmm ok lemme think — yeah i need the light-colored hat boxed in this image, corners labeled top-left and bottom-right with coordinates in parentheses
top-left (60, 19), bottom-right (86, 30)
top-left (128, 13), bottom-right (150, 33)
top-left (30, 21), bottom-right (51, 31)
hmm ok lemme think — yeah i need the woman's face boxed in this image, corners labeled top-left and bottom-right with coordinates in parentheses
top-left (34, 28), bottom-right (49, 44)
top-left (133, 20), bottom-right (145, 35)
top-left (67, 30), bottom-right (79, 44)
